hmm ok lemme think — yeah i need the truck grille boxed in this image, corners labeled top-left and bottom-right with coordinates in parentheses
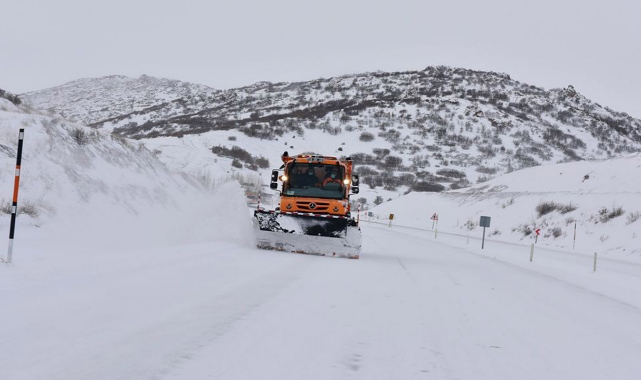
top-left (296, 201), bottom-right (330, 212)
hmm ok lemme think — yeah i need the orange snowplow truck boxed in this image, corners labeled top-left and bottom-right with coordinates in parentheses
top-left (253, 152), bottom-right (362, 259)
top-left (274, 152), bottom-right (359, 215)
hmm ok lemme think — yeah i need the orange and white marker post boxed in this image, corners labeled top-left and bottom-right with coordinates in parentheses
top-left (6, 129), bottom-right (24, 264)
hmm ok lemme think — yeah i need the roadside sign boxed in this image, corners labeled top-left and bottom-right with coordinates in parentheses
top-left (430, 213), bottom-right (438, 221)
top-left (389, 213), bottom-right (394, 220)
top-left (479, 216), bottom-right (491, 249)
top-left (535, 228), bottom-right (541, 236)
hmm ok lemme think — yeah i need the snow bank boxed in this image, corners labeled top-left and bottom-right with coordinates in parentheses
top-left (370, 154), bottom-right (641, 258)
top-left (0, 99), bottom-right (252, 260)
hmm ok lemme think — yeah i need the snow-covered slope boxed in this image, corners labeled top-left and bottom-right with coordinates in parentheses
top-left (23, 67), bottom-right (641, 208)
top-left (0, 98), bottom-right (249, 249)
top-left (370, 154), bottom-right (641, 257)
top-left (21, 75), bottom-right (219, 125)
top-left (4, 86), bottom-right (641, 380)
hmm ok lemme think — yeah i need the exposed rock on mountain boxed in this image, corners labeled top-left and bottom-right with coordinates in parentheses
top-left (23, 67), bottom-right (641, 203)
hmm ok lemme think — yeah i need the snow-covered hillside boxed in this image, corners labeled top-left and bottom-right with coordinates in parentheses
top-left (0, 98), bottom-right (248, 250)
top-left (23, 67), bottom-right (641, 208)
top-left (3, 88), bottom-right (641, 380)
top-left (21, 75), bottom-right (219, 125)
top-left (370, 153), bottom-right (641, 256)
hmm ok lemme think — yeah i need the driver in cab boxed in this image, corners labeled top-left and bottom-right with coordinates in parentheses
top-left (292, 167), bottom-right (319, 188)
top-left (322, 168), bottom-right (342, 188)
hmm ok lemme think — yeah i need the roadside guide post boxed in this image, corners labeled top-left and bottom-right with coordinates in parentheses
top-left (5, 129), bottom-right (25, 265)
top-left (431, 213), bottom-right (438, 229)
top-left (530, 244), bottom-right (535, 262)
top-left (431, 213), bottom-right (438, 238)
top-left (479, 216), bottom-right (491, 249)
top-left (573, 222), bottom-right (577, 249)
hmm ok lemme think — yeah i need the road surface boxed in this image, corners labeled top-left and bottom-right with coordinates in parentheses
top-left (2, 223), bottom-right (640, 380)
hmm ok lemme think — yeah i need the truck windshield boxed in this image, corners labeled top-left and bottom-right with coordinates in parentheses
top-left (284, 163), bottom-right (345, 199)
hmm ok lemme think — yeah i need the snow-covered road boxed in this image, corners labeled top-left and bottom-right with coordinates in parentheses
top-left (2, 224), bottom-right (641, 380)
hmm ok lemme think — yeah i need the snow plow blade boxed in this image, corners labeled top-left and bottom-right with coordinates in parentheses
top-left (253, 210), bottom-right (361, 259)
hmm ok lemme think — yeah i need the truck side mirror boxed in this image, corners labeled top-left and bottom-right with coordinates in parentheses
top-left (270, 170), bottom-right (279, 190)
top-left (351, 174), bottom-right (359, 194)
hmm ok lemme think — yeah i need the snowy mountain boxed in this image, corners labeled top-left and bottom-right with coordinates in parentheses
top-left (370, 153), bottom-right (641, 256)
top-left (5, 73), bottom-right (641, 380)
top-left (22, 67), bottom-right (641, 207)
top-left (21, 75), bottom-right (218, 125)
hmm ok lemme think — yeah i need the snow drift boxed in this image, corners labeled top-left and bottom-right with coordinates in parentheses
top-left (370, 154), bottom-right (641, 258)
top-left (0, 99), bottom-right (251, 259)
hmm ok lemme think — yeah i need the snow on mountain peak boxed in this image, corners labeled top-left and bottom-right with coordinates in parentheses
top-left (22, 66), bottom-right (641, 210)
top-left (21, 75), bottom-right (218, 125)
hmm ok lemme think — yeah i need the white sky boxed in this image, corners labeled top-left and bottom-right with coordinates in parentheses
top-left (1, 0), bottom-right (640, 118)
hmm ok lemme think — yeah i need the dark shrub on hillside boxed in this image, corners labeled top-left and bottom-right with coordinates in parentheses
top-left (212, 145), bottom-right (269, 168)
top-left (551, 227), bottom-right (563, 238)
top-left (255, 157), bottom-right (270, 169)
top-left (514, 151), bottom-right (539, 169)
top-left (378, 129), bottom-right (401, 142)
top-left (359, 132), bottom-right (375, 142)
top-left (355, 166), bottom-right (379, 176)
top-left (397, 173), bottom-right (416, 186)
top-left (372, 148), bottom-right (390, 158)
top-left (212, 145), bottom-right (253, 162)
top-left (381, 155), bottom-right (403, 169)
top-left (558, 203), bottom-right (577, 214)
top-left (436, 168), bottom-right (466, 179)
top-left (71, 128), bottom-right (89, 145)
top-left (231, 159), bottom-right (243, 168)
top-left (598, 206), bottom-right (624, 223)
top-left (476, 166), bottom-right (498, 175)
top-left (450, 179), bottom-right (471, 190)
top-left (0, 88), bottom-right (22, 105)
top-left (536, 201), bottom-right (558, 217)
top-left (351, 153), bottom-right (377, 165)
top-left (411, 181), bottom-right (445, 192)
top-left (536, 201), bottom-right (577, 217)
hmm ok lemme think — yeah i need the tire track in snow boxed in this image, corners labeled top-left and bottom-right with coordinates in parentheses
top-left (360, 224), bottom-right (641, 380)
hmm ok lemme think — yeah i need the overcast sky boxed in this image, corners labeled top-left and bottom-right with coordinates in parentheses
top-left (2, 0), bottom-right (640, 117)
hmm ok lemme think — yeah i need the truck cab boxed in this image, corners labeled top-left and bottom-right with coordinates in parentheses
top-left (270, 152), bottom-right (359, 216)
